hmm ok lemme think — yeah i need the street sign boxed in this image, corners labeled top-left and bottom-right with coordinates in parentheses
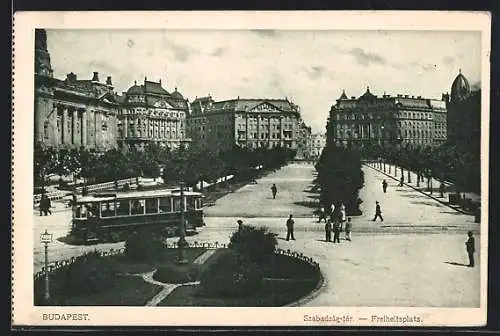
top-left (40, 230), bottom-right (53, 244)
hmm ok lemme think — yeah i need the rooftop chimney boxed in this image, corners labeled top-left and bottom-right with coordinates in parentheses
top-left (159, 79), bottom-right (162, 85)
top-left (106, 76), bottom-right (112, 86)
top-left (92, 71), bottom-right (99, 82)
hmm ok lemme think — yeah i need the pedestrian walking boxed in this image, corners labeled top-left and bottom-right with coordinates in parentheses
top-left (286, 214), bottom-right (295, 241)
top-left (399, 175), bottom-right (404, 187)
top-left (318, 206), bottom-right (327, 223)
top-left (345, 217), bottom-right (352, 241)
top-left (271, 184), bottom-right (278, 199)
top-left (237, 219), bottom-right (244, 232)
top-left (382, 179), bottom-right (388, 193)
top-left (372, 201), bottom-right (384, 222)
top-left (332, 217), bottom-right (340, 243)
top-left (465, 231), bottom-right (475, 267)
top-left (325, 219), bottom-right (332, 242)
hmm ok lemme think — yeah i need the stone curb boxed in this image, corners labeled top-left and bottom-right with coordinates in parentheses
top-left (365, 164), bottom-right (473, 217)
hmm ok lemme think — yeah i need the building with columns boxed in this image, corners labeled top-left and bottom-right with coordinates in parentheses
top-left (326, 87), bottom-right (448, 149)
top-left (117, 79), bottom-right (191, 150)
top-left (34, 29), bottom-right (119, 150)
top-left (187, 96), bottom-right (302, 151)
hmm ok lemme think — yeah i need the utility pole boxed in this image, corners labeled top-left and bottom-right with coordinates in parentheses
top-left (177, 181), bottom-right (188, 264)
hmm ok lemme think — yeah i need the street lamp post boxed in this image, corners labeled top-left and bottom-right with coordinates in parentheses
top-left (40, 229), bottom-right (53, 303)
top-left (177, 181), bottom-right (188, 265)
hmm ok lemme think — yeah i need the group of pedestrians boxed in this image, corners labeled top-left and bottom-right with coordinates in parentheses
top-left (39, 194), bottom-right (52, 216)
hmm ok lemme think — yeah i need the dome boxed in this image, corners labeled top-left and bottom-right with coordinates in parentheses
top-left (126, 81), bottom-right (143, 95)
top-left (450, 70), bottom-right (470, 103)
top-left (171, 87), bottom-right (184, 99)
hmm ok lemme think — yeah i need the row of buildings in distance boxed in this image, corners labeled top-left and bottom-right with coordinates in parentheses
top-left (326, 71), bottom-right (480, 151)
top-left (34, 29), bottom-right (325, 158)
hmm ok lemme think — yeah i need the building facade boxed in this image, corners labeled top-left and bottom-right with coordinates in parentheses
top-left (187, 97), bottom-right (302, 151)
top-left (117, 79), bottom-right (191, 150)
top-left (34, 29), bottom-right (119, 150)
top-left (326, 87), bottom-right (447, 149)
top-left (307, 133), bottom-right (327, 159)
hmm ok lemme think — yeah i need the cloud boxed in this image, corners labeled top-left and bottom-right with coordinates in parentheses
top-left (348, 47), bottom-right (386, 66)
top-left (162, 38), bottom-right (199, 62)
top-left (422, 64), bottom-right (437, 72)
top-left (210, 47), bottom-right (227, 57)
top-left (252, 29), bottom-right (277, 37)
top-left (302, 66), bottom-right (325, 80)
top-left (443, 56), bottom-right (455, 65)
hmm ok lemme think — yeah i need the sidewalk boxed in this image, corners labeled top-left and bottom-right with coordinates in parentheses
top-left (366, 162), bottom-right (481, 215)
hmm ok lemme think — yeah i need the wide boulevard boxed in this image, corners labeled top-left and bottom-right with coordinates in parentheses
top-left (34, 162), bottom-right (480, 307)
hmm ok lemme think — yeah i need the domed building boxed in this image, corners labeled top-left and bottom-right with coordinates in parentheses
top-left (445, 70), bottom-right (481, 193)
top-left (117, 78), bottom-right (191, 150)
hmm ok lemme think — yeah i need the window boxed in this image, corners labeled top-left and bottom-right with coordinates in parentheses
top-left (100, 201), bottom-right (116, 217)
top-left (131, 199), bottom-right (145, 215)
top-left (173, 198), bottom-right (182, 212)
top-left (117, 200), bottom-right (130, 215)
top-left (145, 198), bottom-right (158, 214)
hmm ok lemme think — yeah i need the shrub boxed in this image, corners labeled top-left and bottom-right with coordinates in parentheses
top-left (197, 250), bottom-right (263, 298)
top-left (63, 251), bottom-right (116, 297)
top-left (153, 264), bottom-right (200, 284)
top-left (228, 226), bottom-right (278, 263)
top-left (124, 230), bottom-right (164, 262)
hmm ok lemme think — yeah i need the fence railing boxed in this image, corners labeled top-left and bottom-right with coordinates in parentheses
top-left (33, 177), bottom-right (138, 206)
top-left (34, 242), bottom-right (320, 280)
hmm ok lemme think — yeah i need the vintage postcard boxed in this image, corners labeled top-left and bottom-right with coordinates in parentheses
top-left (12, 11), bottom-right (490, 327)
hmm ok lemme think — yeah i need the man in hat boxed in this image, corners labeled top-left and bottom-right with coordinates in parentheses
top-left (372, 201), bottom-right (383, 222)
top-left (465, 231), bottom-right (475, 267)
top-left (271, 184), bottom-right (278, 199)
top-left (237, 219), bottom-right (244, 232)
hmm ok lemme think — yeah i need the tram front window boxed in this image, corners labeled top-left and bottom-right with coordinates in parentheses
top-left (131, 200), bottom-right (145, 215)
top-left (146, 198), bottom-right (158, 214)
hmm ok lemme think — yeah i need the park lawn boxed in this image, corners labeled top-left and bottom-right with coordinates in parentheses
top-left (61, 276), bottom-right (163, 306)
top-left (159, 279), bottom-right (318, 307)
top-left (34, 248), bottom-right (207, 306)
top-left (158, 251), bottom-right (321, 307)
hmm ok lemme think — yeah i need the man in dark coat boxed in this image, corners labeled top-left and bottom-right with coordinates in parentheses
top-left (399, 175), bottom-right (404, 187)
top-left (271, 184), bottom-right (278, 199)
top-left (332, 218), bottom-right (340, 243)
top-left (325, 219), bottom-right (332, 242)
top-left (286, 214), bottom-right (295, 241)
top-left (372, 201), bottom-right (383, 222)
top-left (382, 180), bottom-right (388, 193)
top-left (237, 219), bottom-right (244, 232)
top-left (465, 231), bottom-right (475, 267)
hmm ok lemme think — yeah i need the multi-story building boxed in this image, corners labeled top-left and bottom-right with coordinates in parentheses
top-left (117, 79), bottom-right (191, 150)
top-left (307, 133), bottom-right (327, 159)
top-left (187, 97), bottom-right (302, 151)
top-left (34, 29), bottom-right (119, 150)
top-left (326, 87), bottom-right (448, 148)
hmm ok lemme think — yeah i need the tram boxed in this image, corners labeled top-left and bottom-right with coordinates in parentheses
top-left (71, 189), bottom-right (205, 243)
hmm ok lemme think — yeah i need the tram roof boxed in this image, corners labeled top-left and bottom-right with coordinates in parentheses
top-left (76, 188), bottom-right (204, 203)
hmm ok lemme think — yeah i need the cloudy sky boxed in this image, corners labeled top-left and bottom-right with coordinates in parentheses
top-left (45, 29), bottom-right (481, 133)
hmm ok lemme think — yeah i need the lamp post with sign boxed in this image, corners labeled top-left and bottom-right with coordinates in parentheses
top-left (40, 229), bottom-right (53, 303)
